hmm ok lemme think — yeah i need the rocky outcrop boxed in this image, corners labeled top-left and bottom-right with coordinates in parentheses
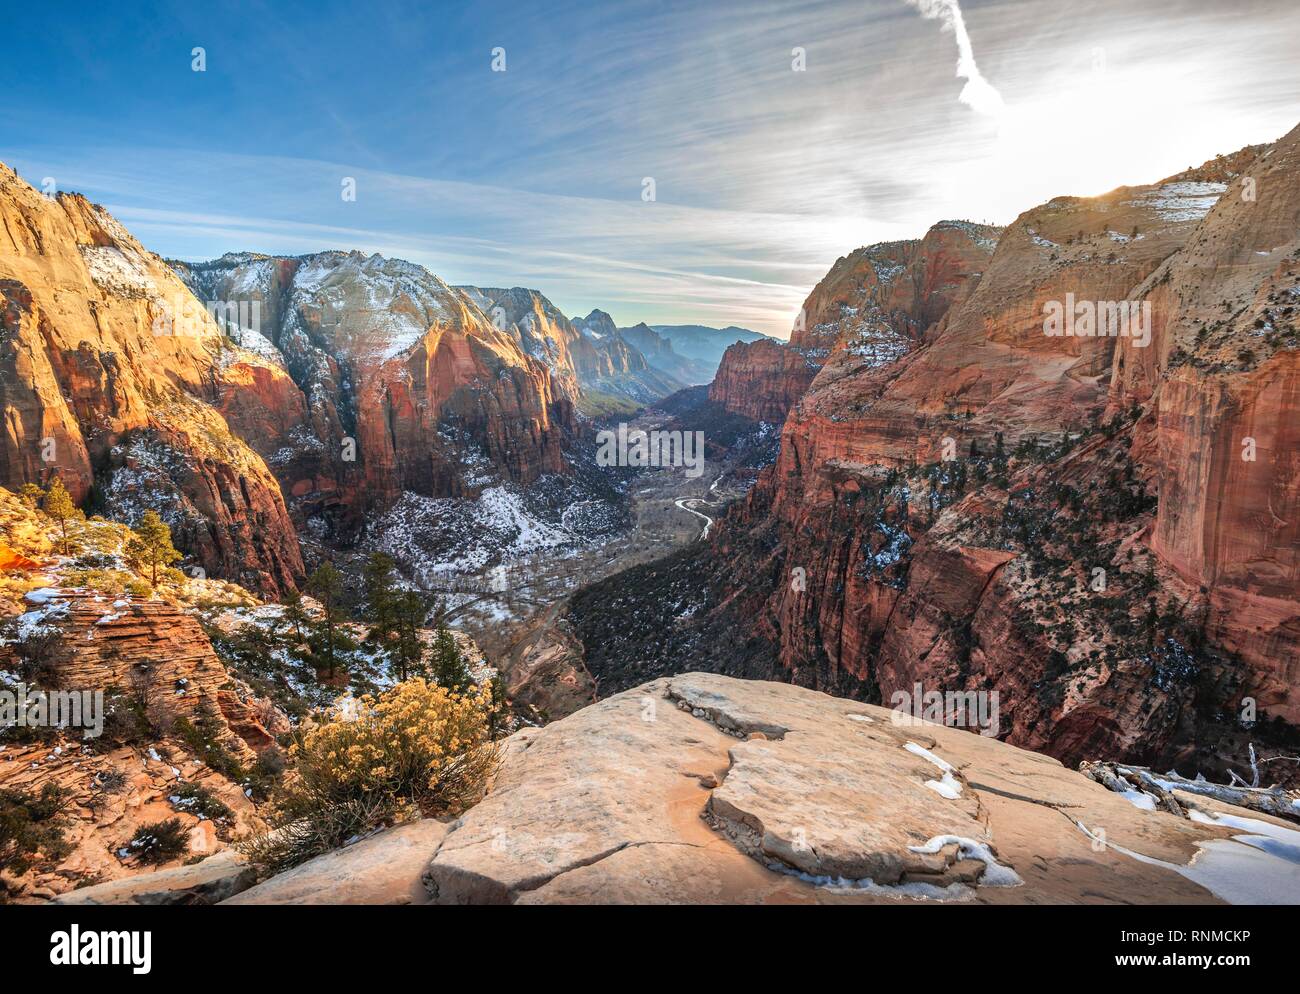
top-left (1113, 130), bottom-right (1300, 724)
top-left (708, 339), bottom-right (817, 422)
top-left (53, 850), bottom-right (255, 906)
top-left (0, 168), bottom-right (304, 594)
top-left (4, 587), bottom-right (279, 761)
top-left (708, 220), bottom-right (1000, 425)
top-left (0, 732), bottom-right (264, 902)
top-left (233, 674), bottom-right (1298, 904)
top-left (224, 819), bottom-right (450, 905)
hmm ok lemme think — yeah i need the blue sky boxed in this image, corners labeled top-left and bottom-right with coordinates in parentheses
top-left (4, 0), bottom-right (1299, 336)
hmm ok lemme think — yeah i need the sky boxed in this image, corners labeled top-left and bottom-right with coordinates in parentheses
top-left (3, 0), bottom-right (1299, 337)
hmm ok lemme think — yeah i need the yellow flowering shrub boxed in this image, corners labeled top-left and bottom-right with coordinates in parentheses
top-left (243, 679), bottom-right (499, 873)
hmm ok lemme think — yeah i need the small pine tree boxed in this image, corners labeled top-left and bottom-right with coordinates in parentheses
top-left (390, 590), bottom-right (431, 682)
top-left (127, 509), bottom-right (182, 585)
top-left (307, 562), bottom-right (346, 680)
top-left (42, 477), bottom-right (77, 556)
top-left (430, 623), bottom-right (470, 693)
top-left (18, 482), bottom-right (44, 510)
top-left (362, 551), bottom-right (399, 641)
top-left (281, 588), bottom-right (310, 644)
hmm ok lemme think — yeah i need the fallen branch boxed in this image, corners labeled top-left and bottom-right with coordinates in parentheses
top-left (1080, 761), bottom-right (1300, 825)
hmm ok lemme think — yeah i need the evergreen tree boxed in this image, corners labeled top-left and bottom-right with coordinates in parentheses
top-left (361, 551), bottom-right (399, 638)
top-left (42, 477), bottom-right (77, 556)
top-left (361, 552), bottom-right (430, 682)
top-left (307, 562), bottom-right (346, 681)
top-left (390, 590), bottom-right (431, 682)
top-left (487, 675), bottom-right (507, 738)
top-left (430, 623), bottom-right (470, 693)
top-left (18, 483), bottom-right (44, 510)
top-left (281, 588), bottom-right (310, 644)
top-left (127, 509), bottom-right (182, 585)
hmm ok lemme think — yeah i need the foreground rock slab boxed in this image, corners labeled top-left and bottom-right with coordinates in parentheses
top-left (54, 851), bottom-right (254, 906)
top-left (224, 820), bottom-right (451, 905)
top-left (408, 673), bottom-right (1261, 904)
top-left (224, 674), bottom-right (1293, 904)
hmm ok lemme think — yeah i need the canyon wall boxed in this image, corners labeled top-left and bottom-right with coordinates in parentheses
top-left (0, 169), bottom-right (303, 594)
top-left (704, 131), bottom-right (1300, 774)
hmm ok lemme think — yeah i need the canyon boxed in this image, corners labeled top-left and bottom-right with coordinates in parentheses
top-left (562, 132), bottom-right (1300, 788)
top-left (2, 124), bottom-right (1298, 903)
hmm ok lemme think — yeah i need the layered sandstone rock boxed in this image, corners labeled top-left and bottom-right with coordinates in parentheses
top-left (1113, 129), bottom-right (1300, 723)
top-left (0, 168), bottom-right (303, 594)
top-left (708, 339), bottom-right (817, 422)
top-left (0, 581), bottom-right (288, 901)
top-left (708, 220), bottom-right (1000, 425)
top-left (232, 674), bottom-right (1297, 905)
top-left (1, 736), bottom-right (263, 902)
top-left (4, 587), bottom-right (279, 761)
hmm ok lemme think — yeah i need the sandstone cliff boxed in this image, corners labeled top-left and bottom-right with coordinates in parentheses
top-left (700, 132), bottom-right (1300, 777)
top-left (708, 219), bottom-right (1000, 425)
top-left (174, 254), bottom-right (579, 539)
top-left (0, 168), bottom-right (304, 594)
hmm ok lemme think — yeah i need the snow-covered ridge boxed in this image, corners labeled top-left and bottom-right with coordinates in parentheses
top-left (289, 251), bottom-right (460, 362)
top-left (1124, 181), bottom-right (1228, 224)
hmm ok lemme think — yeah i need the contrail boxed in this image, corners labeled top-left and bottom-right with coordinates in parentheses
top-left (904, 0), bottom-right (1006, 117)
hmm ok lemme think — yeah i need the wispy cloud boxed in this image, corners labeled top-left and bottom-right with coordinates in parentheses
top-left (903, 0), bottom-right (1006, 117)
top-left (3, 0), bottom-right (1298, 336)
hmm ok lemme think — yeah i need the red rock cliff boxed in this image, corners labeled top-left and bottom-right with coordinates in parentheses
top-left (0, 168), bottom-right (304, 594)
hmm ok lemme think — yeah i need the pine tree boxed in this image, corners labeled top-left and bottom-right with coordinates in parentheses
top-left (281, 588), bottom-right (310, 644)
top-left (487, 675), bottom-right (506, 737)
top-left (361, 551), bottom-right (436, 682)
top-left (362, 551), bottom-right (399, 639)
top-left (42, 477), bottom-right (77, 556)
top-left (307, 561), bottom-right (346, 680)
top-left (18, 483), bottom-right (44, 510)
top-left (390, 590), bottom-right (431, 682)
top-left (127, 509), bottom-right (182, 585)
top-left (430, 623), bottom-right (470, 693)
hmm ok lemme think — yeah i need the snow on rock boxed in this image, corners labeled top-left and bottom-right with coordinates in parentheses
top-left (904, 741), bottom-right (963, 799)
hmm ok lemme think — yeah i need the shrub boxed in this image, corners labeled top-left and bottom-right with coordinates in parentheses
top-left (243, 679), bottom-right (497, 874)
top-left (167, 783), bottom-right (233, 822)
top-left (124, 818), bottom-right (189, 865)
top-left (125, 578), bottom-right (153, 599)
top-left (88, 768), bottom-right (129, 811)
top-left (243, 747), bottom-right (287, 803)
top-left (173, 699), bottom-right (245, 780)
top-left (98, 687), bottom-right (151, 745)
top-left (0, 783), bottom-right (72, 878)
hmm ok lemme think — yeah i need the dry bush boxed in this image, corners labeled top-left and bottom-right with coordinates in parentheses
top-left (242, 679), bottom-right (498, 874)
